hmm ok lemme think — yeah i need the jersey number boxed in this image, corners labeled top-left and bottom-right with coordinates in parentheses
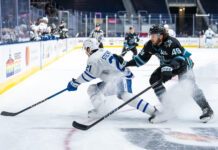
top-left (86, 65), bottom-right (92, 72)
top-left (102, 51), bottom-right (115, 65)
top-left (102, 51), bottom-right (111, 60)
top-left (172, 48), bottom-right (182, 55)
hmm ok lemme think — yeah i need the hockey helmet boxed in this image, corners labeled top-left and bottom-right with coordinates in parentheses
top-left (96, 24), bottom-right (101, 27)
top-left (83, 38), bottom-right (99, 52)
top-left (149, 24), bottom-right (166, 35)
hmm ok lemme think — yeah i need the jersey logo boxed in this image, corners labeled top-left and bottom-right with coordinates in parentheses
top-left (140, 50), bottom-right (145, 55)
top-left (160, 50), bottom-right (168, 55)
top-left (164, 40), bottom-right (173, 48)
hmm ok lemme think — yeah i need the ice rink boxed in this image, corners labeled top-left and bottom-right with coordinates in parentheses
top-left (1, 47), bottom-right (218, 150)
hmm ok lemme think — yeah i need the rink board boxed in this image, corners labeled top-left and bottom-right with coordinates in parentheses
top-left (0, 38), bottom-right (79, 94)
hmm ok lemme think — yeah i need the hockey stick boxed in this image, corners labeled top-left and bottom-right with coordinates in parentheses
top-left (1, 88), bottom-right (67, 116)
top-left (72, 80), bottom-right (161, 130)
top-left (121, 48), bottom-right (131, 56)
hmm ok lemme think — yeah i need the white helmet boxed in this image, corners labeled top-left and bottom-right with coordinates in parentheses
top-left (83, 38), bottom-right (99, 52)
top-left (164, 24), bottom-right (169, 30)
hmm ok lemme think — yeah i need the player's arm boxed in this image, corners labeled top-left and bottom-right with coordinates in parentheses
top-left (161, 40), bottom-right (190, 82)
top-left (89, 30), bottom-right (94, 38)
top-left (136, 34), bottom-right (140, 42)
top-left (67, 61), bottom-right (99, 91)
top-left (169, 39), bottom-right (192, 69)
top-left (126, 42), bottom-right (152, 67)
top-left (123, 33), bottom-right (129, 49)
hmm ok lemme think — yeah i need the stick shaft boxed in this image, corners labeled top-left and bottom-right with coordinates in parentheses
top-left (1, 88), bottom-right (67, 116)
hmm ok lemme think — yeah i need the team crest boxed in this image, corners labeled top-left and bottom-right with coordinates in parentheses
top-left (165, 40), bottom-right (173, 47)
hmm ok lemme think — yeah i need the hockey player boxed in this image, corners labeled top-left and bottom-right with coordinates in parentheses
top-left (121, 26), bottom-right (140, 57)
top-left (204, 27), bottom-right (215, 48)
top-left (164, 24), bottom-right (176, 37)
top-left (89, 24), bottom-right (104, 48)
top-left (66, 38), bottom-right (157, 118)
top-left (124, 24), bottom-right (214, 123)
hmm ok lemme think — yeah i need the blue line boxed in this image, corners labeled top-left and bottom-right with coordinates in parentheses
top-left (82, 74), bottom-right (90, 82)
top-left (143, 103), bottom-right (149, 112)
top-left (84, 71), bottom-right (96, 79)
top-left (137, 100), bottom-right (143, 109)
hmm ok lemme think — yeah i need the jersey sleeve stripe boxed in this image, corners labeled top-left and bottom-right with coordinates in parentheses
top-left (82, 73), bottom-right (94, 81)
top-left (134, 55), bottom-right (146, 66)
top-left (81, 74), bottom-right (90, 82)
top-left (74, 80), bottom-right (81, 85)
top-left (84, 71), bottom-right (96, 79)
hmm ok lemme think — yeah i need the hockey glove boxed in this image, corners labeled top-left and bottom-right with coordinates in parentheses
top-left (135, 43), bottom-right (139, 47)
top-left (161, 66), bottom-right (173, 82)
top-left (67, 78), bottom-right (80, 91)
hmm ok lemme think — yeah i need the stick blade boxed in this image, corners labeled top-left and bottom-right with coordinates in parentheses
top-left (1, 111), bottom-right (18, 116)
top-left (72, 121), bottom-right (90, 130)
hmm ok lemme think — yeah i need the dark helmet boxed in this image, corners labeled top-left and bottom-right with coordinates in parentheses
top-left (96, 24), bottom-right (101, 27)
top-left (149, 24), bottom-right (166, 35)
top-left (129, 26), bottom-right (133, 30)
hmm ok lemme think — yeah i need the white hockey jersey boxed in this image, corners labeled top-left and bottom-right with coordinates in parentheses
top-left (89, 29), bottom-right (104, 43)
top-left (205, 28), bottom-right (215, 38)
top-left (75, 49), bottom-right (133, 84)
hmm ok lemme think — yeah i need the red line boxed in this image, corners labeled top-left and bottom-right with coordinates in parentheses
top-left (63, 108), bottom-right (134, 150)
top-left (63, 119), bottom-right (94, 150)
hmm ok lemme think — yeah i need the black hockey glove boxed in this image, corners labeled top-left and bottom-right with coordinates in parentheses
top-left (135, 43), bottom-right (139, 47)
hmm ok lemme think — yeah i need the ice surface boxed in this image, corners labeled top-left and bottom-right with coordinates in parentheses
top-left (0, 48), bottom-right (218, 150)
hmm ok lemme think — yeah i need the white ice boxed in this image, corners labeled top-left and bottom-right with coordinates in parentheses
top-left (0, 48), bottom-right (218, 150)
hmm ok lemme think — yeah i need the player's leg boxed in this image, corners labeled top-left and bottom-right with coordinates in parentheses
top-left (193, 84), bottom-right (214, 122)
top-left (131, 47), bottom-right (138, 56)
top-left (179, 71), bottom-right (214, 122)
top-left (121, 47), bottom-right (128, 56)
top-left (208, 38), bottom-right (213, 48)
top-left (87, 82), bottom-right (106, 118)
top-left (205, 38), bottom-right (212, 48)
top-left (117, 79), bottom-right (158, 116)
top-left (149, 67), bottom-right (166, 102)
top-left (148, 67), bottom-right (170, 123)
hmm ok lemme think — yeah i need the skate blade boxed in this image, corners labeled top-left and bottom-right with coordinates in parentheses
top-left (200, 114), bottom-right (214, 123)
top-left (149, 117), bottom-right (168, 124)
